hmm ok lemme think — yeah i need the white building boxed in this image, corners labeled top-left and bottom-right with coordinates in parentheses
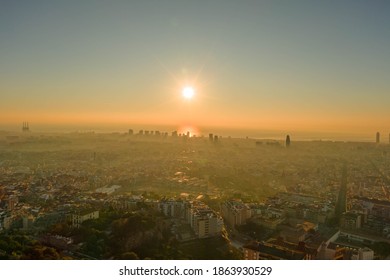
top-left (191, 207), bottom-right (223, 238)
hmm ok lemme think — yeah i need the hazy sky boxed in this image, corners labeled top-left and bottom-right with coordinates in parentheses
top-left (1, 0), bottom-right (390, 138)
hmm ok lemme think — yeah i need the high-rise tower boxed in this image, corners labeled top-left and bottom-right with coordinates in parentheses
top-left (376, 132), bottom-right (380, 144)
top-left (286, 135), bottom-right (291, 147)
top-left (22, 122), bottom-right (29, 132)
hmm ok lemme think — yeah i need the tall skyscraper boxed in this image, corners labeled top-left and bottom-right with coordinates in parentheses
top-left (286, 135), bottom-right (291, 147)
top-left (22, 122), bottom-right (29, 132)
top-left (376, 132), bottom-right (380, 144)
top-left (209, 133), bottom-right (213, 141)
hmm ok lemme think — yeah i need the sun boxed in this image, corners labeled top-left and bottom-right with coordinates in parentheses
top-left (182, 86), bottom-right (195, 100)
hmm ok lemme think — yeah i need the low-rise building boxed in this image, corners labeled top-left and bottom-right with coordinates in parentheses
top-left (320, 242), bottom-right (374, 260)
top-left (243, 240), bottom-right (311, 260)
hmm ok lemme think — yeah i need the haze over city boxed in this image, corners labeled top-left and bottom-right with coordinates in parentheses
top-left (2, 0), bottom-right (390, 262)
top-left (1, 0), bottom-right (390, 140)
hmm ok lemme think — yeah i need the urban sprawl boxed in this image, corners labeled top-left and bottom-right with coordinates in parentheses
top-left (1, 129), bottom-right (390, 260)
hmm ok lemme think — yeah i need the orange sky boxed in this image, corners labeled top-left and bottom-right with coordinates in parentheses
top-left (1, 1), bottom-right (390, 140)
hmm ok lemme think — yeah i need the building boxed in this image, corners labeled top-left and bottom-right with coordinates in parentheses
top-left (22, 121), bottom-right (29, 132)
top-left (359, 197), bottom-right (390, 220)
top-left (340, 212), bottom-right (361, 230)
top-left (357, 247), bottom-right (374, 260)
top-left (286, 135), bottom-right (291, 147)
top-left (221, 200), bottom-right (251, 228)
top-left (243, 242), bottom-right (261, 260)
top-left (22, 216), bottom-right (35, 230)
top-left (190, 207), bottom-right (223, 238)
top-left (277, 220), bottom-right (317, 239)
top-left (111, 196), bottom-right (141, 211)
top-left (321, 242), bottom-right (374, 260)
top-left (376, 132), bottom-right (380, 144)
top-left (250, 207), bottom-right (285, 230)
top-left (7, 196), bottom-right (18, 211)
top-left (159, 199), bottom-right (185, 218)
top-left (159, 199), bottom-right (223, 239)
top-left (70, 210), bottom-right (99, 228)
top-left (0, 211), bottom-right (10, 231)
top-left (2, 215), bottom-right (13, 230)
top-left (243, 241), bottom-right (310, 260)
top-left (184, 201), bottom-right (223, 238)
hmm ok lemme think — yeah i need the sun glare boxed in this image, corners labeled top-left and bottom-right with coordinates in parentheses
top-left (182, 86), bottom-right (195, 100)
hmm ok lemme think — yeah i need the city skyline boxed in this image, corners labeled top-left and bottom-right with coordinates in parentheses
top-left (1, 1), bottom-right (390, 140)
